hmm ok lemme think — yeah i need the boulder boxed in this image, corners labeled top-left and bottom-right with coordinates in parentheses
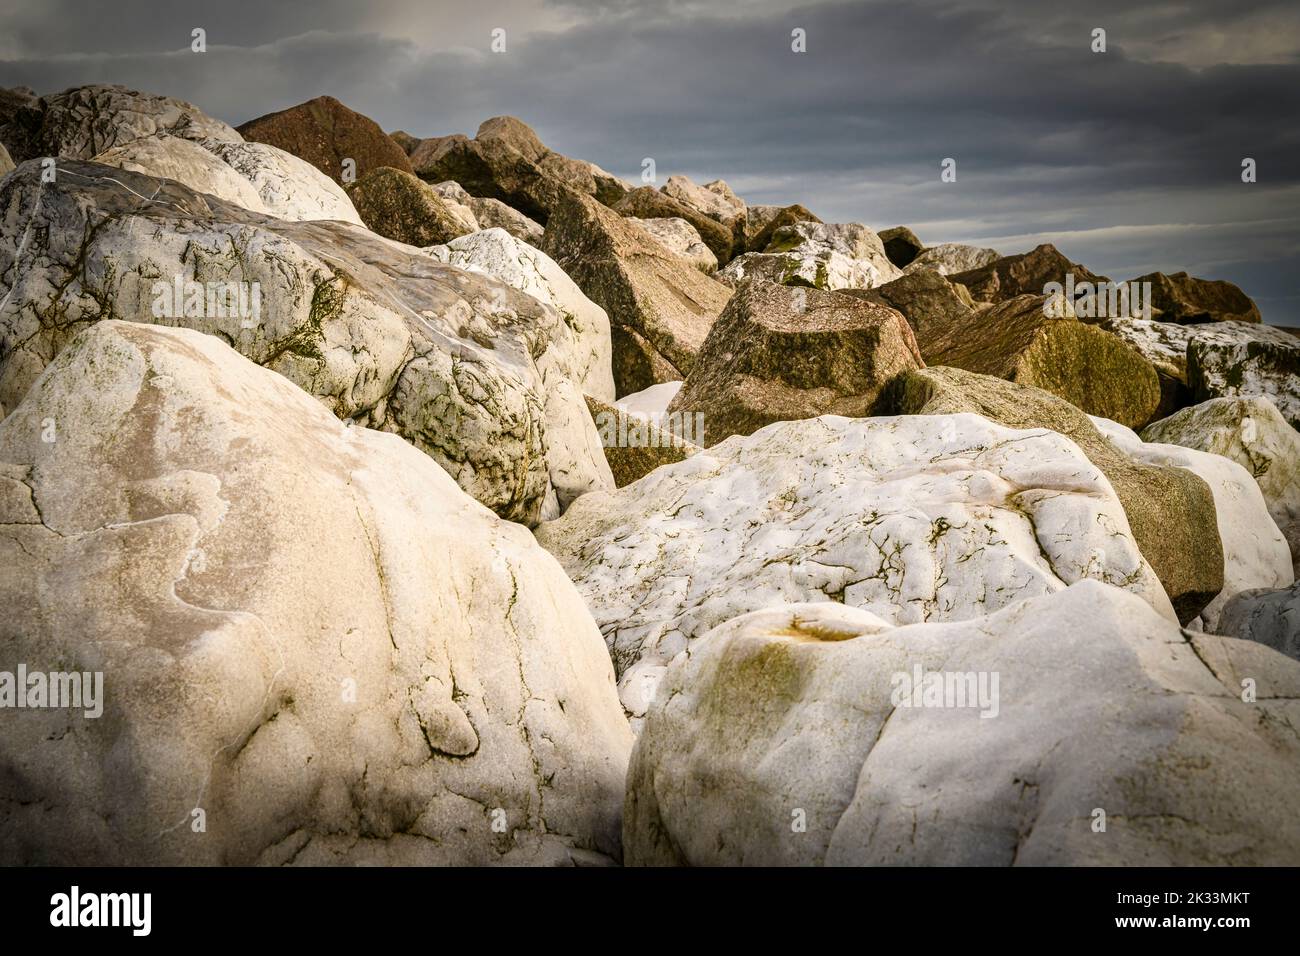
top-left (430, 180), bottom-right (543, 245)
top-left (0, 159), bottom-right (606, 526)
top-left (1094, 417), bottom-right (1293, 633)
top-left (0, 320), bottom-right (631, 865)
top-left (411, 118), bottom-right (626, 222)
top-left (1189, 327), bottom-right (1300, 429)
top-left (745, 203), bottom-right (821, 253)
top-left (1218, 584), bottom-right (1300, 661)
top-left (410, 134), bottom-right (570, 225)
top-left (0, 85), bottom-right (36, 136)
top-left (903, 242), bottom-right (1000, 277)
top-left (878, 225), bottom-right (924, 268)
top-left (879, 366), bottom-right (1226, 624)
top-left (535, 413), bottom-right (1175, 717)
top-left (842, 269), bottom-right (975, 342)
top-left (626, 217), bottom-right (718, 273)
top-left (540, 189), bottom-right (733, 397)
top-left (917, 294), bottom-right (1161, 428)
top-left (475, 115), bottom-right (628, 207)
top-left (389, 129), bottom-right (420, 155)
top-left (625, 582), bottom-right (1300, 865)
top-left (615, 381), bottom-right (681, 421)
top-left (947, 243), bottom-right (1107, 304)
top-left (1142, 396), bottom-right (1300, 574)
top-left (347, 166), bottom-right (478, 246)
top-left (0, 84), bottom-right (240, 164)
top-left (720, 221), bottom-right (901, 291)
top-left (1137, 271), bottom-right (1262, 324)
top-left (192, 138), bottom-right (364, 225)
top-left (0, 142), bottom-right (13, 178)
top-left (424, 228), bottom-right (615, 402)
top-left (613, 187), bottom-right (735, 266)
top-left (667, 281), bottom-right (923, 445)
top-left (583, 394), bottom-right (700, 488)
top-left (92, 136), bottom-right (271, 214)
top-left (236, 95), bottom-right (414, 185)
top-left (660, 175), bottom-right (746, 252)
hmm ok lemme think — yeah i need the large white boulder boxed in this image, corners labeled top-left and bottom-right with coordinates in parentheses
top-left (194, 138), bottom-right (363, 225)
top-left (0, 321), bottom-right (631, 865)
top-left (626, 581), bottom-right (1300, 865)
top-left (424, 228), bottom-right (615, 402)
top-left (0, 159), bottom-right (606, 525)
top-left (721, 221), bottom-right (902, 291)
top-left (536, 414), bottom-right (1175, 718)
top-left (91, 135), bottom-right (270, 214)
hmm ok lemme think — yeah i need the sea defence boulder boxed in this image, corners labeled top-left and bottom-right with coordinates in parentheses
top-left (0, 321), bottom-right (632, 865)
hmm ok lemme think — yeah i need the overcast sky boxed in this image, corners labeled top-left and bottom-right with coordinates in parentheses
top-left (2, 0), bottom-right (1297, 322)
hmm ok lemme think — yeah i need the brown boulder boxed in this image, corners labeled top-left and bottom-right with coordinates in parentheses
top-left (918, 294), bottom-right (1161, 428)
top-left (542, 190), bottom-right (733, 397)
top-left (346, 166), bottom-right (477, 246)
top-left (878, 225), bottom-right (924, 268)
top-left (584, 395), bottom-right (700, 486)
top-left (1138, 271), bottom-right (1262, 324)
top-left (948, 243), bottom-right (1109, 304)
top-left (237, 95), bottom-right (414, 186)
top-left (667, 281), bottom-right (923, 445)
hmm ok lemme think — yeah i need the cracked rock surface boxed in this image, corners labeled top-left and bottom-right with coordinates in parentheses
top-left (0, 159), bottom-right (607, 525)
top-left (535, 413), bottom-right (1174, 719)
top-left (0, 321), bottom-right (631, 865)
top-left (624, 581), bottom-right (1300, 865)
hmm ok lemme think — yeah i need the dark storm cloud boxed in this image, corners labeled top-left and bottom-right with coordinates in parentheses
top-left (0, 0), bottom-right (1297, 320)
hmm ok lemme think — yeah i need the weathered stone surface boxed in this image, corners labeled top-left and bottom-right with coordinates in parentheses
top-left (745, 203), bottom-right (821, 253)
top-left (917, 294), bottom-right (1161, 428)
top-left (1094, 417), bottom-right (1293, 633)
top-left (424, 227), bottom-right (615, 402)
top-left (0, 159), bottom-right (605, 525)
top-left (879, 366), bottom-right (1226, 624)
top-left (0, 85), bottom-right (36, 138)
top-left (411, 118), bottom-right (626, 222)
top-left (0, 320), bottom-right (632, 865)
top-left (236, 95), bottom-right (414, 186)
top-left (625, 582), bottom-right (1300, 865)
top-left (411, 134), bottom-right (571, 225)
top-left (0, 84), bottom-right (240, 164)
top-left (347, 166), bottom-right (477, 246)
top-left (947, 244), bottom-right (1107, 304)
top-left (661, 175), bottom-right (745, 226)
top-left (878, 225), bottom-right (924, 267)
top-left (1189, 328), bottom-right (1300, 429)
top-left (721, 221), bottom-right (901, 291)
top-left (1137, 271), bottom-right (1262, 324)
top-left (475, 115), bottom-right (627, 207)
top-left (903, 242), bottom-right (1000, 277)
top-left (1218, 584), bottom-right (1300, 661)
top-left (667, 281), bottom-right (922, 445)
top-left (842, 268), bottom-right (975, 342)
top-left (91, 135), bottom-right (270, 214)
top-left (193, 138), bottom-right (364, 225)
top-left (389, 129), bottom-right (420, 155)
top-left (627, 217), bottom-right (718, 273)
top-left (536, 414), bottom-right (1175, 717)
top-left (431, 180), bottom-right (543, 244)
top-left (0, 142), bottom-right (12, 178)
top-left (1142, 396), bottom-right (1300, 574)
top-left (541, 189), bottom-right (733, 397)
top-left (613, 187), bottom-right (735, 266)
top-left (583, 394), bottom-right (699, 488)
